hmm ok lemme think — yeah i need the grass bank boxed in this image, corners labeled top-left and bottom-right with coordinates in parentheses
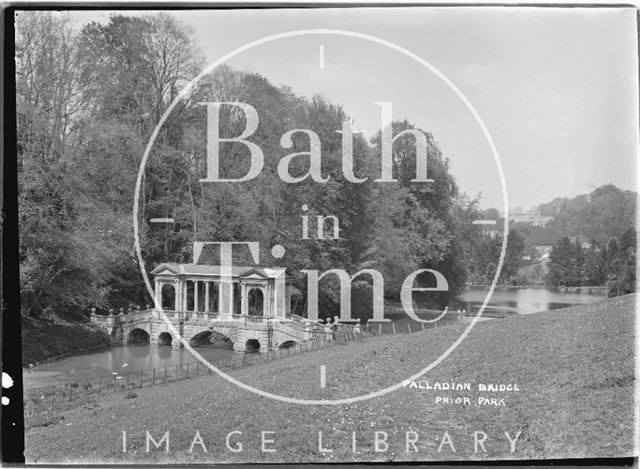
top-left (22, 320), bottom-right (111, 365)
top-left (25, 294), bottom-right (636, 463)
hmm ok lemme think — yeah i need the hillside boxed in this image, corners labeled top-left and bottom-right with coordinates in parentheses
top-left (25, 294), bottom-right (636, 463)
top-left (531, 184), bottom-right (636, 245)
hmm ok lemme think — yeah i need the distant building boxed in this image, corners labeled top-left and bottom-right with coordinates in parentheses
top-left (477, 217), bottom-right (504, 239)
top-left (509, 211), bottom-right (554, 227)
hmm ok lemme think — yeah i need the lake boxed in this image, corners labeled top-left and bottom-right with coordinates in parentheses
top-left (23, 287), bottom-right (605, 389)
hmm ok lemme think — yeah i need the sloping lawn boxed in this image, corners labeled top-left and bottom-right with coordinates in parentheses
top-left (25, 294), bottom-right (636, 463)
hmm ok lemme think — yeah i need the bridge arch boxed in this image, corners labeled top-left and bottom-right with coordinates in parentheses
top-left (158, 331), bottom-right (172, 346)
top-left (190, 330), bottom-right (234, 348)
top-left (245, 338), bottom-right (261, 353)
top-left (279, 340), bottom-right (297, 349)
top-left (128, 328), bottom-right (150, 343)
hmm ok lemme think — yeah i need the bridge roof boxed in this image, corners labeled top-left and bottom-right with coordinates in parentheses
top-left (151, 263), bottom-right (287, 279)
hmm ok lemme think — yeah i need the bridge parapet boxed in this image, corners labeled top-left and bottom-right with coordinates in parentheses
top-left (91, 308), bottom-right (362, 352)
top-left (90, 313), bottom-right (116, 327)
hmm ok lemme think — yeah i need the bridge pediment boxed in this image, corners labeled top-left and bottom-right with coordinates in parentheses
top-left (239, 267), bottom-right (269, 279)
top-left (151, 263), bottom-right (182, 276)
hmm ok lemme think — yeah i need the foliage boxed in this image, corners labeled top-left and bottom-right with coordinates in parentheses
top-left (545, 228), bottom-right (636, 295)
top-left (534, 184), bottom-right (636, 244)
top-left (16, 12), bottom-right (480, 324)
top-left (474, 184), bottom-right (636, 288)
top-left (16, 12), bottom-right (203, 318)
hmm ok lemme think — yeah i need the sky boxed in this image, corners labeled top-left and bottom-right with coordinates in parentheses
top-left (68, 7), bottom-right (638, 212)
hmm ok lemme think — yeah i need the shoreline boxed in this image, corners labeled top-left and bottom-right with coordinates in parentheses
top-left (25, 343), bottom-right (112, 368)
top-left (465, 284), bottom-right (609, 295)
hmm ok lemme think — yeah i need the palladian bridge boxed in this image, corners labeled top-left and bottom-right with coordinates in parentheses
top-left (91, 263), bottom-right (358, 353)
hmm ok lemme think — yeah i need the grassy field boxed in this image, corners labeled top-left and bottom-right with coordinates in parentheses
top-left (25, 294), bottom-right (637, 463)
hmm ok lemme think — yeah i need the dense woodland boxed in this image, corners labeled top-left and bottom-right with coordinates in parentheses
top-left (16, 12), bottom-right (635, 328)
top-left (16, 12), bottom-right (489, 323)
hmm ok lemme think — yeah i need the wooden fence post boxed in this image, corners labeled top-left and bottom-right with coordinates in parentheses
top-left (421, 322), bottom-right (425, 331)
top-left (391, 322), bottom-right (396, 335)
top-left (407, 323), bottom-right (411, 334)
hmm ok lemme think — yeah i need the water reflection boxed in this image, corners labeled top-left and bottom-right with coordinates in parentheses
top-left (23, 344), bottom-right (234, 389)
top-left (157, 345), bottom-right (172, 359)
top-left (377, 287), bottom-right (603, 334)
top-left (451, 287), bottom-right (604, 316)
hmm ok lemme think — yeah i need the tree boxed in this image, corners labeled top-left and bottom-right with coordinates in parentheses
top-left (368, 120), bottom-right (468, 305)
top-left (584, 239), bottom-right (606, 286)
top-left (606, 228), bottom-right (636, 296)
top-left (16, 12), bottom-right (487, 323)
top-left (16, 12), bottom-right (205, 318)
top-left (547, 237), bottom-right (575, 288)
top-left (500, 229), bottom-right (526, 284)
top-left (16, 12), bottom-right (98, 318)
top-left (536, 184), bottom-right (636, 244)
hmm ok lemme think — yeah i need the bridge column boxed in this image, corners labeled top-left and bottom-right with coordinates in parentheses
top-left (181, 280), bottom-right (187, 312)
top-left (220, 281), bottom-right (233, 319)
top-left (285, 285), bottom-right (291, 316)
top-left (193, 281), bottom-right (199, 313)
top-left (174, 279), bottom-right (181, 311)
top-left (240, 282), bottom-right (247, 316)
top-left (154, 280), bottom-right (161, 308)
top-left (267, 283), bottom-right (274, 318)
top-left (213, 281), bottom-right (220, 313)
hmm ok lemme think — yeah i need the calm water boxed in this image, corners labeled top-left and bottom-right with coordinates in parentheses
top-left (23, 345), bottom-right (234, 389)
top-left (24, 287), bottom-right (604, 389)
top-left (369, 286), bottom-right (604, 334)
top-left (450, 286), bottom-right (605, 316)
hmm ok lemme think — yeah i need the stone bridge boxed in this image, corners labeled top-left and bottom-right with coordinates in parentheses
top-left (91, 310), bottom-right (355, 353)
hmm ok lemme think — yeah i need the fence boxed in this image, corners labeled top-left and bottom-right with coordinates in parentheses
top-left (23, 330), bottom-right (363, 429)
